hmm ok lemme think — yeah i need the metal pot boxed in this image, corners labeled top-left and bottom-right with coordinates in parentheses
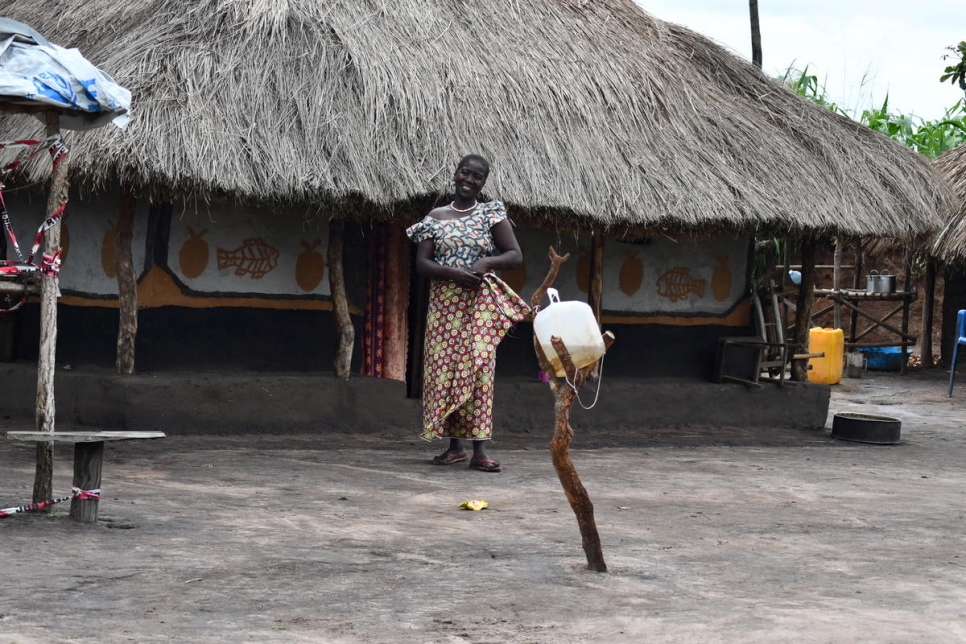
top-left (878, 274), bottom-right (897, 293)
top-left (866, 272), bottom-right (879, 292)
top-left (866, 271), bottom-right (897, 293)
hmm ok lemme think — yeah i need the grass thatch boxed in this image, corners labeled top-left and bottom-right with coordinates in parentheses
top-left (932, 144), bottom-right (966, 261)
top-left (0, 0), bottom-right (953, 236)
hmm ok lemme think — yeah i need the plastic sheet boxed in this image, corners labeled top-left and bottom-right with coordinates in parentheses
top-left (0, 18), bottom-right (130, 130)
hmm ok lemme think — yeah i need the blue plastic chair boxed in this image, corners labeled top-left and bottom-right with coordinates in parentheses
top-left (949, 310), bottom-right (966, 397)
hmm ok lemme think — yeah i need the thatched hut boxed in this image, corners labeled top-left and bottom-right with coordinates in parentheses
top-left (0, 1), bottom-right (953, 402)
top-left (932, 144), bottom-right (966, 362)
top-left (934, 145), bottom-right (966, 262)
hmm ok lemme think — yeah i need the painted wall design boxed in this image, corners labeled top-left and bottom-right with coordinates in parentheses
top-left (167, 201), bottom-right (330, 297)
top-left (3, 187), bottom-right (150, 297)
top-left (295, 239), bottom-right (326, 291)
top-left (508, 226), bottom-right (749, 317)
top-left (216, 238), bottom-right (279, 278)
top-left (179, 226), bottom-right (209, 278)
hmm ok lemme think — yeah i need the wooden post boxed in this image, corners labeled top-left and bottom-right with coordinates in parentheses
top-left (115, 185), bottom-right (137, 374)
top-left (749, 0), bottom-right (762, 69)
top-left (69, 441), bottom-right (104, 523)
top-left (530, 247), bottom-right (612, 573)
top-left (328, 219), bottom-right (354, 379)
top-left (33, 112), bottom-right (68, 504)
top-left (920, 254), bottom-right (936, 367)
top-left (782, 237), bottom-right (791, 289)
top-left (588, 232), bottom-right (603, 325)
top-left (832, 237), bottom-right (842, 330)
top-left (850, 241), bottom-right (864, 345)
top-left (791, 235), bottom-right (816, 382)
top-left (901, 250), bottom-right (913, 375)
top-left (588, 232), bottom-right (604, 379)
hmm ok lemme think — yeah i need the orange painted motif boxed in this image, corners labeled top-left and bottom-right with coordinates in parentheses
top-left (180, 226), bottom-right (209, 278)
top-left (711, 256), bottom-right (731, 301)
top-left (101, 220), bottom-right (116, 278)
top-left (656, 267), bottom-right (706, 302)
top-left (217, 238), bottom-right (279, 278)
top-left (295, 239), bottom-right (325, 291)
top-left (619, 250), bottom-right (643, 295)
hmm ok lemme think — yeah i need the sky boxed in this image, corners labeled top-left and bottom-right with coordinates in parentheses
top-left (634, 1), bottom-right (966, 121)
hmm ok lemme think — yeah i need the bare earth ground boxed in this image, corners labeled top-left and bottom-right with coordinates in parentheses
top-left (2, 368), bottom-right (966, 643)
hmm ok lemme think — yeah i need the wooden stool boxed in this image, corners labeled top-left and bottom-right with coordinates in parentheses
top-left (6, 431), bottom-right (165, 523)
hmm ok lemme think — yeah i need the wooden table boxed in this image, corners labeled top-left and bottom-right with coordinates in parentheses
top-left (6, 431), bottom-right (165, 523)
top-left (813, 289), bottom-right (917, 374)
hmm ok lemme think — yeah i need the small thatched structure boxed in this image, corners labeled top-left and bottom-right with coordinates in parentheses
top-left (0, 0), bottom-right (953, 237)
top-left (933, 144), bottom-right (966, 261)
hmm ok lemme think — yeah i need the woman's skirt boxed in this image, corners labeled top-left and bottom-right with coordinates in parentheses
top-left (420, 274), bottom-right (530, 441)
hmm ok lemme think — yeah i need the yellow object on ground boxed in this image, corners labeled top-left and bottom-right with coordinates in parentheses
top-left (459, 500), bottom-right (488, 511)
top-left (808, 327), bottom-right (845, 385)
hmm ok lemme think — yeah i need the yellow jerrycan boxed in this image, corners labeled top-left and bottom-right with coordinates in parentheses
top-left (807, 327), bottom-right (845, 385)
top-left (533, 288), bottom-right (605, 377)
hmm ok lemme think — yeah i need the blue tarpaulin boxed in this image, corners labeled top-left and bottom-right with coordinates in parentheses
top-left (0, 17), bottom-right (130, 130)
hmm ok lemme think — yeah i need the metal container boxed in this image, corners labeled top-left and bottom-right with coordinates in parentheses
top-left (877, 274), bottom-right (897, 293)
top-left (866, 270), bottom-right (897, 293)
top-left (866, 271), bottom-right (879, 292)
top-left (845, 351), bottom-right (865, 378)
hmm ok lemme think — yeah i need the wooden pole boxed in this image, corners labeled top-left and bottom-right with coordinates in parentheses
top-left (850, 241), bottom-right (864, 345)
top-left (328, 219), bottom-right (354, 379)
top-left (69, 441), bottom-right (104, 523)
top-left (33, 112), bottom-right (68, 503)
top-left (920, 255), bottom-right (936, 367)
top-left (530, 247), bottom-right (613, 573)
top-left (588, 232), bottom-right (603, 325)
top-left (115, 185), bottom-right (137, 374)
top-left (832, 237), bottom-right (842, 330)
top-left (901, 251), bottom-right (913, 375)
top-left (588, 232), bottom-right (604, 379)
top-left (749, 0), bottom-right (762, 69)
top-left (791, 235), bottom-right (816, 382)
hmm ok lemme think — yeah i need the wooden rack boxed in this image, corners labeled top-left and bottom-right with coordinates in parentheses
top-left (813, 288), bottom-right (916, 375)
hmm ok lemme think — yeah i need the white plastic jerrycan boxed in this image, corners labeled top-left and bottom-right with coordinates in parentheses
top-left (533, 288), bottom-right (606, 377)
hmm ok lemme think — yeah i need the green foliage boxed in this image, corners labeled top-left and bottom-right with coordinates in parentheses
top-left (752, 238), bottom-right (784, 288)
top-left (779, 66), bottom-right (850, 117)
top-left (780, 65), bottom-right (966, 159)
top-left (940, 41), bottom-right (966, 97)
top-left (861, 99), bottom-right (966, 159)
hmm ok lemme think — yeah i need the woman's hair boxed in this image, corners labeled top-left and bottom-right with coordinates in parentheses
top-left (457, 154), bottom-right (490, 177)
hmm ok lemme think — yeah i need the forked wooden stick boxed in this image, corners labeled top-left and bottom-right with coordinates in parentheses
top-left (530, 247), bottom-right (616, 573)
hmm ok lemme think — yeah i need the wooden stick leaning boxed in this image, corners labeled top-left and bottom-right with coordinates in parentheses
top-left (529, 247), bottom-right (615, 573)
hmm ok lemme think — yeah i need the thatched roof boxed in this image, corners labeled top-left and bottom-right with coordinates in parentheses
top-left (932, 144), bottom-right (966, 261)
top-left (0, 0), bottom-right (953, 236)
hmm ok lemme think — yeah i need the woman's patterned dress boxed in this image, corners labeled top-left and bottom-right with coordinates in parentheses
top-left (406, 201), bottom-right (530, 441)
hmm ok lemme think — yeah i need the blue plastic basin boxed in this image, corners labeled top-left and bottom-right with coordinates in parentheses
top-left (858, 346), bottom-right (903, 371)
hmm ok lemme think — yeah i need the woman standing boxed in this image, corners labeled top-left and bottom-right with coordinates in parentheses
top-left (406, 154), bottom-right (530, 472)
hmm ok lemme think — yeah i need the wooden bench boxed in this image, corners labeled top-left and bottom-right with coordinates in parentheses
top-left (6, 431), bottom-right (165, 523)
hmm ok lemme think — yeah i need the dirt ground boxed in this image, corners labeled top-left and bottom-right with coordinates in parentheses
top-left (2, 367), bottom-right (966, 643)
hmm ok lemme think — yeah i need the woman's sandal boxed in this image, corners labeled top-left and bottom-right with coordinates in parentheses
top-left (471, 459), bottom-right (502, 473)
top-left (432, 452), bottom-right (469, 466)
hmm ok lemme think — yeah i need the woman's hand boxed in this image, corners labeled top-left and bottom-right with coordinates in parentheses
top-left (452, 266), bottom-right (483, 288)
top-left (470, 257), bottom-right (493, 276)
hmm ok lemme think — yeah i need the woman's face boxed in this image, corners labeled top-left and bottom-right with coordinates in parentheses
top-left (454, 159), bottom-right (488, 201)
